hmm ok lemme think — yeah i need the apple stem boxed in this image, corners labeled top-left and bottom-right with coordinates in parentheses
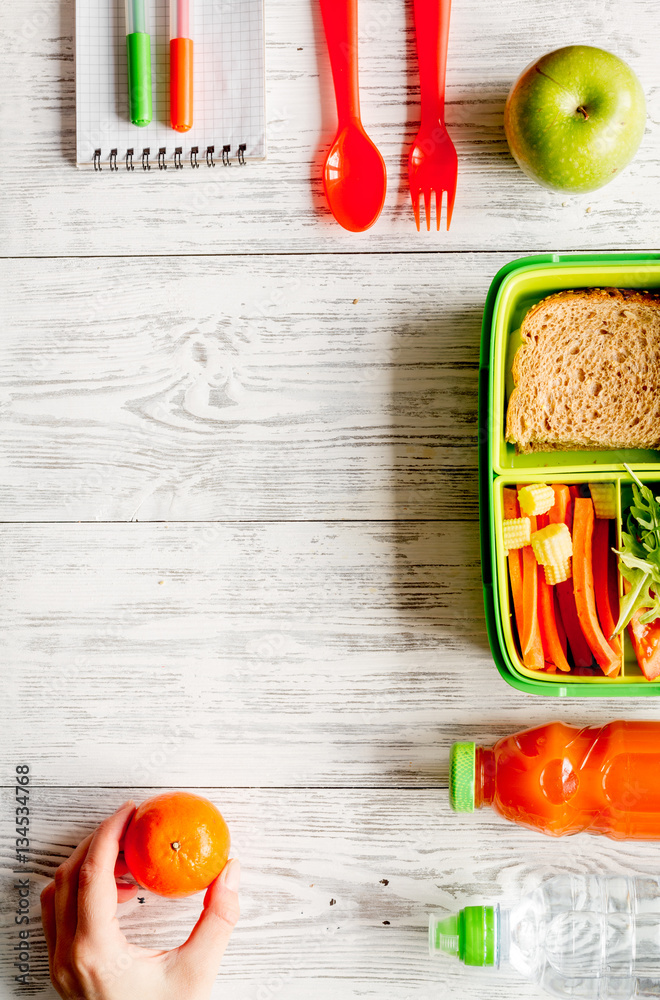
top-left (576, 105), bottom-right (589, 120)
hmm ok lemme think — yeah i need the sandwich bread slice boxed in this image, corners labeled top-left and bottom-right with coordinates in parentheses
top-left (505, 288), bottom-right (660, 453)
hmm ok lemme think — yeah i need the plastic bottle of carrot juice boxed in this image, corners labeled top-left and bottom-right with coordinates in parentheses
top-left (449, 721), bottom-right (660, 839)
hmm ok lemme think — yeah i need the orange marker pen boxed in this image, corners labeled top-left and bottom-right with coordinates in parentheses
top-left (170, 0), bottom-right (193, 132)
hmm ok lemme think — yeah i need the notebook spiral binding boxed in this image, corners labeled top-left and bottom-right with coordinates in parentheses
top-left (93, 144), bottom-right (248, 171)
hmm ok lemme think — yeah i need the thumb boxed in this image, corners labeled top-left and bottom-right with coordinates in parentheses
top-left (176, 859), bottom-right (240, 975)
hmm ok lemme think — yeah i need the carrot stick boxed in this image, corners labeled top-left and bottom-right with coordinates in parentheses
top-left (538, 572), bottom-right (571, 672)
top-left (520, 513), bottom-right (544, 670)
top-left (534, 511), bottom-right (571, 673)
top-left (592, 518), bottom-right (620, 648)
top-left (554, 591), bottom-right (567, 654)
top-left (549, 484), bottom-right (570, 528)
top-left (502, 488), bottom-right (518, 520)
top-left (573, 498), bottom-right (621, 676)
top-left (607, 540), bottom-right (620, 630)
top-left (549, 486), bottom-right (592, 668)
top-left (503, 488), bottom-right (524, 641)
top-left (556, 582), bottom-right (593, 667)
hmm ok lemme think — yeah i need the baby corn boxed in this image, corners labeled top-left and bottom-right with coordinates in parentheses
top-left (503, 517), bottom-right (531, 551)
top-left (589, 482), bottom-right (617, 520)
top-left (544, 559), bottom-right (572, 586)
top-left (518, 483), bottom-right (555, 516)
top-left (531, 522), bottom-right (573, 585)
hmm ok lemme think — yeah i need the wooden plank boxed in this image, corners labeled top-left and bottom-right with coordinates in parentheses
top-left (4, 786), bottom-right (660, 999)
top-left (1, 252), bottom-right (502, 521)
top-left (3, 0), bottom-right (660, 254)
top-left (5, 521), bottom-right (660, 788)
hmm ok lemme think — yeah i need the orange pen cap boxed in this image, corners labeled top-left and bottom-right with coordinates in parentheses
top-left (170, 37), bottom-right (193, 132)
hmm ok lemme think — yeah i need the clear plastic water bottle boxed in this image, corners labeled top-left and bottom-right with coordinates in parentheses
top-left (429, 872), bottom-right (660, 999)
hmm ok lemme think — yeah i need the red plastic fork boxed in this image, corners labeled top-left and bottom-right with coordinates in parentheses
top-left (408, 0), bottom-right (458, 231)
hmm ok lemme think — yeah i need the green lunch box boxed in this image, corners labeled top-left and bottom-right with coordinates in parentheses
top-left (479, 252), bottom-right (660, 697)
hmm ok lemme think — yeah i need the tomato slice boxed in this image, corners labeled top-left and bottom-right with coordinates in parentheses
top-left (628, 613), bottom-right (660, 680)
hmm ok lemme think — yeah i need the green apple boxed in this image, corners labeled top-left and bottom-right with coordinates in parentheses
top-left (504, 45), bottom-right (646, 193)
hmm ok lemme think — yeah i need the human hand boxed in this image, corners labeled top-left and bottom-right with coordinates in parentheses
top-left (40, 801), bottom-right (240, 1000)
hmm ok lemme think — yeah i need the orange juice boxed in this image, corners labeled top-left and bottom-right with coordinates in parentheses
top-left (450, 721), bottom-right (660, 839)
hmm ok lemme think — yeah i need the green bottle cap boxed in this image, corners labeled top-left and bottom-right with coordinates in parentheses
top-left (429, 912), bottom-right (460, 957)
top-left (429, 906), bottom-right (496, 967)
top-left (127, 32), bottom-right (152, 127)
top-left (449, 741), bottom-right (476, 813)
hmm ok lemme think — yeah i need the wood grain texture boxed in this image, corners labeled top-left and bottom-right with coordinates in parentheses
top-left (5, 787), bottom-right (660, 999)
top-left (4, 521), bottom-right (660, 788)
top-left (4, 1), bottom-right (660, 996)
top-left (3, 0), bottom-right (660, 254)
top-left (1, 252), bottom-right (503, 521)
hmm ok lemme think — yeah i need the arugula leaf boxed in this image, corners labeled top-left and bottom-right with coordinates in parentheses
top-left (612, 466), bottom-right (660, 635)
top-left (615, 569), bottom-right (653, 634)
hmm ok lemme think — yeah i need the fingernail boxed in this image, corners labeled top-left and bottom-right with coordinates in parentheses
top-left (220, 858), bottom-right (240, 890)
top-left (118, 800), bottom-right (135, 811)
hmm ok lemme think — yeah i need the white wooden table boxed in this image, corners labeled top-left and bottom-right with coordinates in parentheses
top-left (2, 1), bottom-right (660, 997)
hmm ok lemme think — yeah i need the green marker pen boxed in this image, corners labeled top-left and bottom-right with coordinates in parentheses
top-left (126, 0), bottom-right (152, 126)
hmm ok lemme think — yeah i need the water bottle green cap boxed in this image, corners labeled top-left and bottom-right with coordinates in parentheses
top-left (429, 912), bottom-right (460, 958)
top-left (429, 906), bottom-right (496, 967)
top-left (449, 741), bottom-right (476, 812)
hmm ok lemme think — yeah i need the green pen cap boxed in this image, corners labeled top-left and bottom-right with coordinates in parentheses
top-left (429, 906), bottom-right (497, 967)
top-left (127, 32), bottom-right (152, 127)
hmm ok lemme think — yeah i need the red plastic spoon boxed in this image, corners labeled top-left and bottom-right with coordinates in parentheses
top-left (319, 0), bottom-right (387, 232)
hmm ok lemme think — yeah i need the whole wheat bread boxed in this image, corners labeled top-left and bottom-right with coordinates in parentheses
top-left (505, 288), bottom-right (660, 453)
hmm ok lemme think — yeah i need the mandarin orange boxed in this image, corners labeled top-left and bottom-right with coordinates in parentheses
top-left (123, 792), bottom-right (230, 898)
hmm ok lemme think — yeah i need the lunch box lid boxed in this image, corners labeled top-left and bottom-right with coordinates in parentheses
top-left (479, 252), bottom-right (660, 697)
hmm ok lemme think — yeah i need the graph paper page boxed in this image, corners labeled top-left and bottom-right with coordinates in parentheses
top-left (76, 0), bottom-right (265, 167)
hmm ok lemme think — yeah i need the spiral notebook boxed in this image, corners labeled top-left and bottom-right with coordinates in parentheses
top-left (76, 0), bottom-right (265, 170)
